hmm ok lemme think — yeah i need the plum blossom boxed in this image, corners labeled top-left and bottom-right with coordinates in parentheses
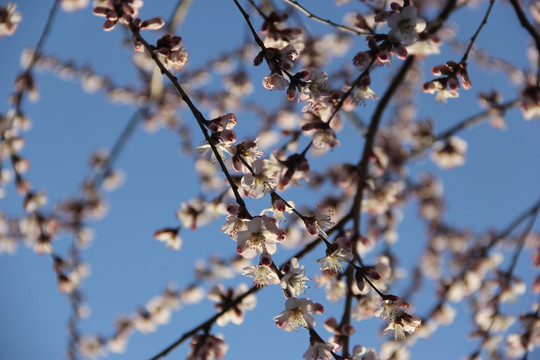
top-left (298, 117), bottom-right (338, 149)
top-left (387, 6), bottom-right (426, 46)
top-left (353, 51), bottom-right (372, 72)
top-left (351, 86), bottom-right (379, 108)
top-left (376, 296), bottom-right (421, 340)
top-left (0, 2), bottom-right (22, 37)
top-left (260, 196), bottom-right (294, 223)
top-left (263, 73), bottom-right (289, 90)
top-left (207, 113), bottom-right (237, 133)
top-left (300, 71), bottom-right (330, 101)
top-left (241, 159), bottom-right (278, 199)
top-left (317, 237), bottom-right (353, 273)
top-left (505, 333), bottom-right (528, 358)
top-left (256, 44), bottom-right (298, 72)
top-left (221, 204), bottom-right (249, 238)
top-left (431, 136), bottom-right (468, 169)
top-left (303, 206), bottom-right (335, 239)
top-left (197, 141), bottom-right (236, 164)
top-left (303, 340), bottom-right (337, 360)
top-left (362, 181), bottom-right (403, 215)
top-left (79, 335), bottom-right (106, 359)
top-left (242, 251), bottom-right (279, 287)
top-left (350, 346), bottom-right (374, 360)
top-left (187, 334), bottom-right (228, 360)
top-left (92, 0), bottom-right (143, 31)
top-left (236, 216), bottom-right (285, 258)
top-left (155, 34), bottom-right (189, 73)
top-left (406, 35), bottom-right (442, 57)
top-left (153, 227), bottom-right (182, 250)
top-left (208, 283), bottom-right (256, 327)
top-left (232, 139), bottom-right (264, 173)
top-left (281, 257), bottom-right (310, 297)
top-left (313, 126), bottom-right (340, 152)
top-left (176, 198), bottom-right (225, 230)
top-left (242, 263), bottom-right (279, 287)
top-left (474, 308), bottom-right (515, 332)
top-left (274, 297), bottom-right (324, 332)
top-left (521, 84), bottom-right (540, 120)
top-left (61, 0), bottom-right (90, 12)
top-left (277, 44), bottom-right (299, 70)
top-left (23, 190), bottom-right (47, 212)
top-left (423, 80), bottom-right (459, 104)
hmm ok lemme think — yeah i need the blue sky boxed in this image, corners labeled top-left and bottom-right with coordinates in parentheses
top-left (1, 1), bottom-right (539, 359)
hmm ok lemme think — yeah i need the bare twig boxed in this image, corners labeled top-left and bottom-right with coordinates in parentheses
top-left (283, 0), bottom-right (370, 36)
top-left (509, 0), bottom-right (540, 85)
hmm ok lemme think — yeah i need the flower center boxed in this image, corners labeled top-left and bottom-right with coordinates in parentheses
top-left (249, 232), bottom-right (265, 248)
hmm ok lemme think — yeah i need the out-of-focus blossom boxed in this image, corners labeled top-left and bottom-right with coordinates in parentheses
top-left (176, 198), bottom-right (225, 230)
top-left (153, 227), bottom-right (182, 250)
top-left (61, 0), bottom-right (90, 12)
top-left (521, 84), bottom-right (540, 120)
top-left (208, 283), bottom-right (256, 327)
top-left (79, 335), bottom-right (106, 359)
top-left (431, 136), bottom-right (468, 169)
top-left (387, 6), bottom-right (426, 46)
top-left (303, 340), bottom-right (336, 360)
top-left (406, 35), bottom-right (442, 57)
top-left (423, 80), bottom-right (459, 104)
top-left (0, 3), bottom-right (22, 37)
top-left (313, 127), bottom-right (340, 152)
top-left (187, 334), bottom-right (228, 360)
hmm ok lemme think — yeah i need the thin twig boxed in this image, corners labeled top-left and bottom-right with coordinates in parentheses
top-left (128, 24), bottom-right (250, 215)
top-left (94, 108), bottom-right (146, 188)
top-left (467, 208), bottom-right (538, 359)
top-left (350, 56), bottom-right (416, 244)
top-left (509, 0), bottom-right (540, 85)
top-left (461, 0), bottom-right (495, 63)
top-left (283, 0), bottom-right (370, 36)
top-left (422, 195), bottom-right (540, 322)
top-left (9, 0), bottom-right (61, 129)
top-left (233, 0), bottom-right (267, 50)
top-left (408, 99), bottom-right (519, 159)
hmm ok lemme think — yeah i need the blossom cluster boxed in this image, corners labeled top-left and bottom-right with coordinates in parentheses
top-left (2, 1), bottom-right (539, 360)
